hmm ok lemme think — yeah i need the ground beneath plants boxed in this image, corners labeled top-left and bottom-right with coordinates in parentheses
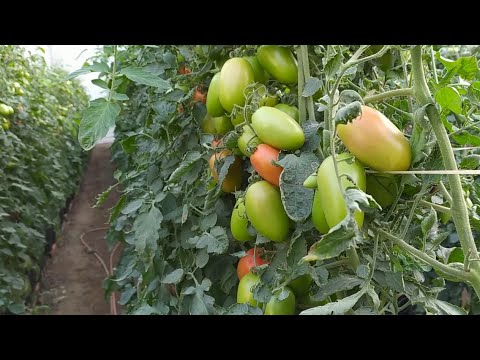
top-left (37, 143), bottom-right (122, 315)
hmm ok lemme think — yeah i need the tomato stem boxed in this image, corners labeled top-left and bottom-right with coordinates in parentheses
top-left (376, 228), bottom-right (470, 282)
top-left (417, 200), bottom-right (451, 214)
top-left (107, 45), bottom-right (118, 102)
top-left (296, 46), bottom-right (307, 125)
top-left (300, 45), bottom-right (316, 122)
top-left (410, 46), bottom-right (479, 275)
top-left (363, 88), bottom-right (413, 105)
top-left (438, 181), bottom-right (453, 204)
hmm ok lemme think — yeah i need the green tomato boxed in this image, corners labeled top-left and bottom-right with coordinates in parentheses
top-left (312, 190), bottom-right (330, 234)
top-left (251, 106), bottom-right (304, 151)
top-left (231, 198), bottom-right (255, 242)
top-left (245, 180), bottom-right (289, 242)
top-left (206, 72), bottom-right (225, 117)
top-left (317, 153), bottom-right (366, 228)
top-left (366, 173), bottom-right (399, 209)
top-left (0, 104), bottom-right (11, 116)
top-left (201, 114), bottom-right (217, 134)
top-left (219, 58), bottom-right (255, 113)
top-left (1, 117), bottom-right (10, 131)
top-left (303, 174), bottom-right (318, 189)
top-left (214, 115), bottom-right (234, 135)
top-left (288, 274), bottom-right (313, 298)
top-left (265, 287), bottom-right (296, 315)
top-left (256, 45), bottom-right (298, 85)
top-left (238, 125), bottom-right (262, 157)
top-left (237, 272), bottom-right (262, 307)
top-left (274, 103), bottom-right (299, 122)
top-left (244, 56), bottom-right (270, 83)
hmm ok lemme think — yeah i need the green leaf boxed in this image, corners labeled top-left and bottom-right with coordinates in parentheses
top-left (7, 303), bottom-right (25, 314)
top-left (161, 269), bottom-right (184, 284)
top-left (65, 62), bottom-right (110, 80)
top-left (111, 92), bottom-right (129, 101)
top-left (452, 132), bottom-right (480, 146)
top-left (334, 101), bottom-right (362, 124)
top-left (312, 274), bottom-right (364, 301)
top-left (435, 87), bottom-right (462, 114)
top-left (435, 53), bottom-right (479, 81)
top-left (133, 205), bottom-right (162, 255)
top-left (78, 98), bottom-right (120, 150)
top-left (195, 248), bottom-right (209, 268)
top-left (419, 296), bottom-right (468, 315)
top-left (167, 151), bottom-right (202, 184)
top-left (356, 264), bottom-right (369, 279)
top-left (121, 199), bottom-right (144, 215)
top-left (287, 236), bottom-right (307, 270)
top-left (190, 292), bottom-right (209, 315)
top-left (120, 66), bottom-right (171, 90)
top-left (192, 226), bottom-right (229, 254)
top-left (301, 288), bottom-right (365, 315)
top-left (277, 152), bottom-right (318, 222)
top-left (303, 220), bottom-right (358, 262)
top-left (109, 195), bottom-right (126, 223)
top-left (421, 206), bottom-right (437, 237)
top-left (344, 188), bottom-right (381, 213)
top-left (460, 154), bottom-right (480, 169)
top-left (120, 135), bottom-right (137, 154)
top-left (339, 89), bottom-right (363, 105)
top-left (226, 303), bottom-right (263, 315)
top-left (366, 286), bottom-right (380, 311)
top-left (91, 79), bottom-right (109, 89)
top-left (324, 51), bottom-right (343, 79)
top-left (384, 271), bottom-right (405, 293)
top-left (132, 304), bottom-right (164, 315)
top-left (302, 77), bottom-right (322, 97)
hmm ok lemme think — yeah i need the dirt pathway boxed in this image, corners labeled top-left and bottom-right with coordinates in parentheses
top-left (39, 143), bottom-right (121, 315)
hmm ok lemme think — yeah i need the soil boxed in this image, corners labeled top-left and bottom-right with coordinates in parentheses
top-left (38, 143), bottom-right (122, 315)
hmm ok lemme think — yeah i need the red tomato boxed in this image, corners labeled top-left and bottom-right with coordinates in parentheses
top-left (178, 64), bottom-right (192, 75)
top-left (237, 248), bottom-right (269, 280)
top-left (193, 87), bottom-right (206, 103)
top-left (250, 144), bottom-right (283, 187)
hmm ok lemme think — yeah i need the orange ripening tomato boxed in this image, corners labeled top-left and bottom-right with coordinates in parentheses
top-left (178, 64), bottom-right (191, 75)
top-left (336, 105), bottom-right (411, 171)
top-left (237, 248), bottom-right (269, 280)
top-left (193, 87), bottom-right (206, 104)
top-left (250, 144), bottom-right (283, 187)
top-left (209, 149), bottom-right (243, 193)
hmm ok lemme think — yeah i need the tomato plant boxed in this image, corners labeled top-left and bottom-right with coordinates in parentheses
top-left (0, 45), bottom-right (88, 314)
top-left (209, 149), bottom-right (243, 193)
top-left (72, 44), bottom-right (480, 315)
top-left (264, 287), bottom-right (296, 315)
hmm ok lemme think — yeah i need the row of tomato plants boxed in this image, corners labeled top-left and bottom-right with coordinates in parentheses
top-left (0, 46), bottom-right (89, 314)
top-left (75, 45), bottom-right (480, 314)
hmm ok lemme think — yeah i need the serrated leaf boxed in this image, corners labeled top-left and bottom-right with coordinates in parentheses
top-left (78, 98), bottom-right (120, 150)
top-left (302, 77), bottom-right (322, 97)
top-left (120, 135), bottom-right (137, 154)
top-left (324, 52), bottom-right (344, 79)
top-left (419, 296), bottom-right (468, 315)
top-left (339, 89), bottom-right (363, 104)
top-left (120, 66), bottom-right (171, 90)
top-left (195, 226), bottom-right (229, 254)
top-left (200, 212), bottom-right (217, 231)
top-left (287, 236), bottom-right (307, 269)
top-left (161, 269), bottom-right (184, 284)
top-left (277, 152), bottom-right (318, 221)
top-left (356, 264), bottom-right (369, 279)
top-left (167, 151), bottom-right (202, 184)
top-left (277, 288), bottom-right (290, 301)
top-left (226, 303), bottom-right (263, 315)
top-left (334, 101), bottom-right (362, 124)
top-left (301, 288), bottom-right (365, 315)
top-left (312, 274), bottom-right (364, 301)
top-left (384, 271), bottom-right (405, 292)
top-left (132, 304), bottom-right (164, 315)
top-left (435, 87), bottom-right (462, 114)
top-left (435, 53), bottom-right (479, 81)
top-left (133, 205), bottom-right (162, 255)
top-left (121, 199), bottom-right (144, 215)
top-left (303, 220), bottom-right (357, 262)
top-left (94, 184), bottom-right (115, 207)
top-left (216, 155), bottom-right (236, 190)
top-left (345, 188), bottom-right (381, 213)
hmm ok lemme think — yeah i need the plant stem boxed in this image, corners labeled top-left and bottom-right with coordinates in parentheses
top-left (301, 45), bottom-right (316, 122)
top-left (410, 46), bottom-right (479, 264)
top-left (430, 46), bottom-right (439, 84)
top-left (107, 45), bottom-right (118, 102)
top-left (363, 88), bottom-right (413, 105)
top-left (376, 228), bottom-right (470, 282)
top-left (439, 181), bottom-right (452, 204)
top-left (296, 46), bottom-right (307, 125)
top-left (418, 200), bottom-right (451, 214)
